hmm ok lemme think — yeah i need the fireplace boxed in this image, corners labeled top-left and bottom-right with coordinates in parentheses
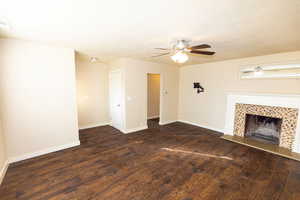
top-left (244, 114), bottom-right (282, 145)
top-left (224, 93), bottom-right (300, 154)
top-left (232, 103), bottom-right (298, 150)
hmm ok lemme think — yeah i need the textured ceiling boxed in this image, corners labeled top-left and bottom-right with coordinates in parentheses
top-left (1, 0), bottom-right (300, 66)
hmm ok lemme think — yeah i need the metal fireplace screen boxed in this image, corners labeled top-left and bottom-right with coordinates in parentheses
top-left (244, 114), bottom-right (282, 145)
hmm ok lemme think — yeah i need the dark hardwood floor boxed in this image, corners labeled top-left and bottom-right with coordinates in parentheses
top-left (1, 119), bottom-right (300, 200)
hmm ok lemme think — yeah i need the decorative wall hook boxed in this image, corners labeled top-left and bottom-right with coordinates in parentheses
top-left (193, 82), bottom-right (204, 93)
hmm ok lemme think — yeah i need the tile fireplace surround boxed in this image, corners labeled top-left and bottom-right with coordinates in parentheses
top-left (233, 103), bottom-right (298, 150)
top-left (224, 93), bottom-right (300, 153)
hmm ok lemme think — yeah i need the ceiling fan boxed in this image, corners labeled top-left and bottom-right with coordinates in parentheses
top-left (152, 40), bottom-right (215, 64)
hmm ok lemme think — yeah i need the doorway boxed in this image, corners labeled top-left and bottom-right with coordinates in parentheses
top-left (109, 70), bottom-right (124, 131)
top-left (147, 74), bottom-right (160, 128)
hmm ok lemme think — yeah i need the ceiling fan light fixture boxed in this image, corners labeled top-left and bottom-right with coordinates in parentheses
top-left (153, 40), bottom-right (214, 62)
top-left (90, 57), bottom-right (98, 63)
top-left (171, 51), bottom-right (188, 64)
top-left (176, 40), bottom-right (186, 49)
top-left (254, 66), bottom-right (264, 76)
top-left (0, 21), bottom-right (10, 31)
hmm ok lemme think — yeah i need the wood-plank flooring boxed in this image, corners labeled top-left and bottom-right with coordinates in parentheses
top-left (1, 119), bottom-right (300, 200)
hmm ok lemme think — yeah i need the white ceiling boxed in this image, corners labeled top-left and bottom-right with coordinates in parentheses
top-left (1, 0), bottom-right (300, 65)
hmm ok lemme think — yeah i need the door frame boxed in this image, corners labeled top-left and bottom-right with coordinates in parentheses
top-left (146, 73), bottom-right (163, 125)
top-left (109, 69), bottom-right (125, 131)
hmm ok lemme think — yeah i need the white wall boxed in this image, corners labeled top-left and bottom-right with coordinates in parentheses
top-left (179, 51), bottom-right (300, 132)
top-left (120, 58), bottom-right (179, 131)
top-left (0, 39), bottom-right (79, 162)
top-left (76, 56), bottom-right (110, 129)
top-left (147, 74), bottom-right (160, 119)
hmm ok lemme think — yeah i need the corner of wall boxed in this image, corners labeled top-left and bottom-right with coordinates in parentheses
top-left (0, 122), bottom-right (9, 185)
top-left (0, 160), bottom-right (9, 185)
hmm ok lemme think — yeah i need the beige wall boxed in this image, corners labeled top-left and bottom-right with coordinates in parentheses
top-left (0, 118), bottom-right (7, 183)
top-left (0, 39), bottom-right (79, 161)
top-left (179, 51), bottom-right (300, 132)
top-left (147, 74), bottom-right (160, 118)
top-left (121, 58), bottom-right (179, 130)
top-left (76, 56), bottom-right (110, 129)
top-left (0, 123), bottom-right (6, 167)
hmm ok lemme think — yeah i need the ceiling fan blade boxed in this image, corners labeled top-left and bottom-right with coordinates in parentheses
top-left (154, 48), bottom-right (170, 51)
top-left (190, 50), bottom-right (215, 55)
top-left (190, 44), bottom-right (211, 49)
top-left (151, 52), bottom-right (170, 57)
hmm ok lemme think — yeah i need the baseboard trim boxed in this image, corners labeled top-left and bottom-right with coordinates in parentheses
top-left (159, 120), bottom-right (177, 125)
top-left (177, 120), bottom-right (224, 133)
top-left (0, 160), bottom-right (9, 185)
top-left (147, 115), bottom-right (159, 120)
top-left (122, 126), bottom-right (148, 134)
top-left (79, 122), bottom-right (110, 130)
top-left (8, 141), bottom-right (81, 163)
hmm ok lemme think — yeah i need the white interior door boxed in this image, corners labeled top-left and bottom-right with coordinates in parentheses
top-left (109, 70), bottom-right (123, 130)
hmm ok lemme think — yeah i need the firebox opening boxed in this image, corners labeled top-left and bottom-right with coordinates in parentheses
top-left (244, 114), bottom-right (282, 145)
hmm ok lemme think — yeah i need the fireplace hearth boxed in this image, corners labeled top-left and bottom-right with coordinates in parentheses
top-left (244, 114), bottom-right (282, 145)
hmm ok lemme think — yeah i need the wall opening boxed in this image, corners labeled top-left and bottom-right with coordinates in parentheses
top-left (147, 74), bottom-right (160, 126)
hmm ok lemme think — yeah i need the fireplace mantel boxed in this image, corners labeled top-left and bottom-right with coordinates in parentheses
top-left (224, 93), bottom-right (300, 153)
